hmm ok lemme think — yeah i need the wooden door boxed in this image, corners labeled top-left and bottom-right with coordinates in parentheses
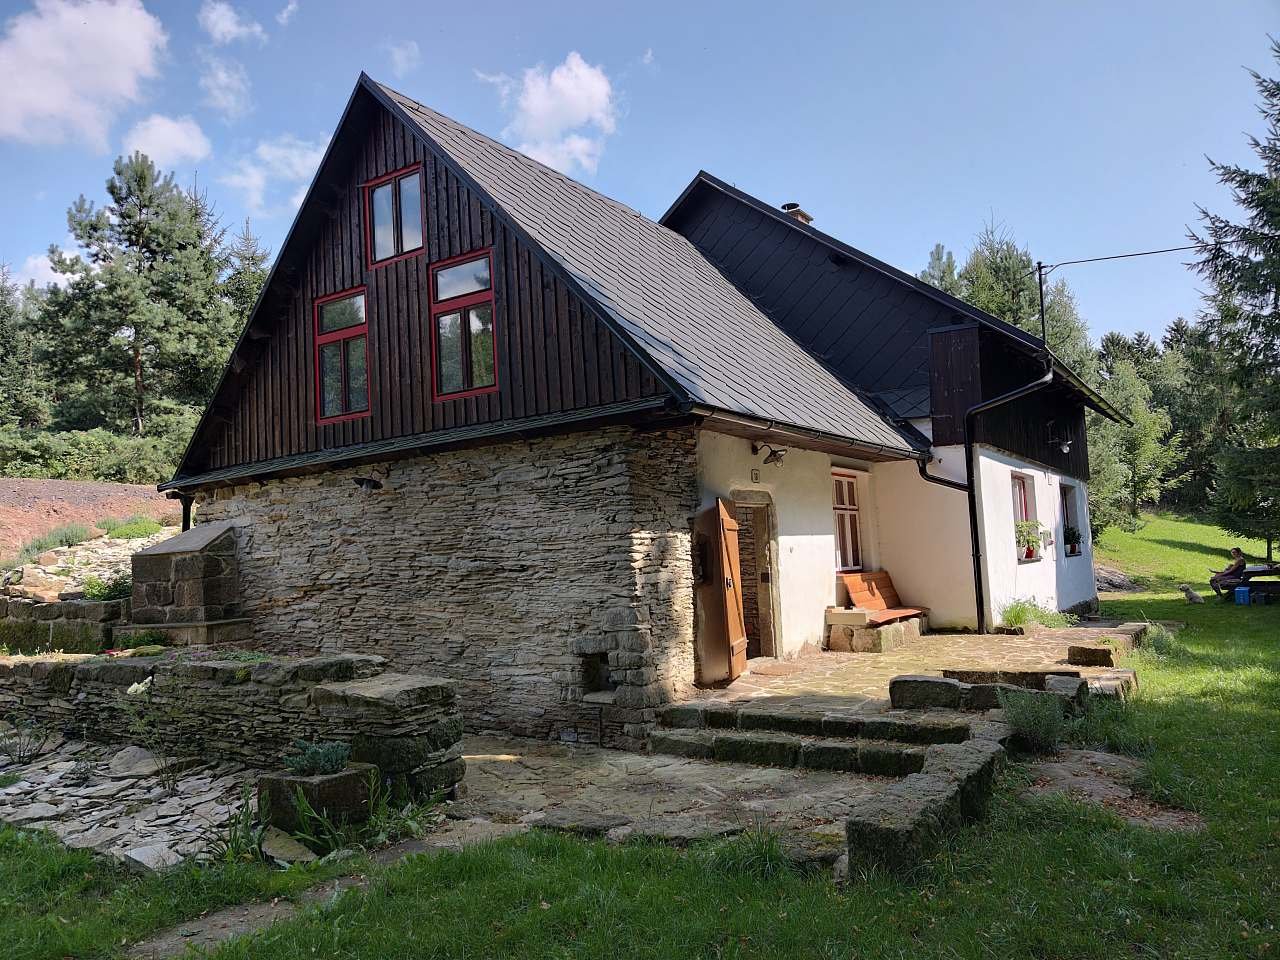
top-left (694, 498), bottom-right (748, 684)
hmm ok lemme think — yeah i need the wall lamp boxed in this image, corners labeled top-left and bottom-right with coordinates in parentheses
top-left (751, 442), bottom-right (788, 466)
top-left (352, 466), bottom-right (390, 494)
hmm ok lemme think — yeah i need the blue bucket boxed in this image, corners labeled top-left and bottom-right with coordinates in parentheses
top-left (1235, 586), bottom-right (1251, 605)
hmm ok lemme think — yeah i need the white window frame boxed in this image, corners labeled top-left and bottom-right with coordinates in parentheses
top-left (1012, 473), bottom-right (1039, 561)
top-left (832, 472), bottom-right (863, 572)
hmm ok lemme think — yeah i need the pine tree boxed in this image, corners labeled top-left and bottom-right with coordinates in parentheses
top-left (918, 243), bottom-right (962, 296)
top-left (1189, 39), bottom-right (1280, 541)
top-left (0, 269), bottom-right (50, 430)
top-left (224, 219), bottom-right (272, 330)
top-left (37, 153), bottom-right (234, 437)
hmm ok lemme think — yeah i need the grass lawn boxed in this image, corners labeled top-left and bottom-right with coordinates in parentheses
top-left (4, 512), bottom-right (1278, 959)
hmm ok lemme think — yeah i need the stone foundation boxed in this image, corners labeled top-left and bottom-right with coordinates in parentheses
top-left (194, 427), bottom-right (699, 749)
top-left (0, 651), bottom-right (463, 792)
top-left (825, 612), bottom-right (925, 653)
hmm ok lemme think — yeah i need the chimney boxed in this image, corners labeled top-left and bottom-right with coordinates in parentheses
top-left (781, 202), bottom-right (813, 226)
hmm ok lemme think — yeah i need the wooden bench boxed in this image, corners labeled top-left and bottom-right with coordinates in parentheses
top-left (838, 571), bottom-right (926, 626)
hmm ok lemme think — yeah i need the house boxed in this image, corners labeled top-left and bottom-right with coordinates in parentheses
top-left (162, 74), bottom-right (1123, 748)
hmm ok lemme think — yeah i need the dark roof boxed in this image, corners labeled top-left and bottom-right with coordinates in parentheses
top-left (366, 78), bottom-right (923, 457)
top-left (662, 171), bottom-right (1125, 424)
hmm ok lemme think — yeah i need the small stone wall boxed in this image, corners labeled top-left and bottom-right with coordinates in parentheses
top-left (0, 652), bottom-right (464, 794)
top-left (0, 597), bottom-right (127, 654)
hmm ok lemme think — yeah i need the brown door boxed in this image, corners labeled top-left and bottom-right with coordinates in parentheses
top-left (694, 498), bottom-right (748, 684)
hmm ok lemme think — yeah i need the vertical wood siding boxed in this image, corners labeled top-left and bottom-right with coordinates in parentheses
top-left (201, 108), bottom-right (664, 471)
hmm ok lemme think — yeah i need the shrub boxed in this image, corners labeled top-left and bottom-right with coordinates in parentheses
top-left (997, 688), bottom-right (1065, 753)
top-left (999, 598), bottom-right (1078, 629)
top-left (96, 515), bottom-right (162, 539)
top-left (0, 716), bottom-right (51, 765)
top-left (1140, 622), bottom-right (1186, 659)
top-left (82, 573), bottom-right (132, 601)
top-left (12, 523), bottom-right (93, 566)
top-left (1065, 697), bottom-right (1151, 755)
top-left (283, 740), bottom-right (351, 776)
top-left (701, 827), bottom-right (792, 880)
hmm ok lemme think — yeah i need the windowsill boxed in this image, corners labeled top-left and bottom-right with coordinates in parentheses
top-left (1063, 550), bottom-right (1086, 559)
top-left (1017, 555), bottom-right (1042, 565)
top-left (368, 246), bottom-right (425, 271)
top-left (316, 410), bottom-right (372, 426)
top-left (433, 384), bottom-right (499, 403)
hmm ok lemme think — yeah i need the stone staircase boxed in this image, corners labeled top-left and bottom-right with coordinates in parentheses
top-left (649, 699), bottom-right (974, 776)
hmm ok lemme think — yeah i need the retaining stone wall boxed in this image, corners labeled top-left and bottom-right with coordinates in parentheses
top-left (0, 597), bottom-right (127, 654)
top-left (195, 426), bottom-right (700, 749)
top-left (0, 652), bottom-right (464, 793)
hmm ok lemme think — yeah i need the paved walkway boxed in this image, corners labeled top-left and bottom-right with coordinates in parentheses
top-left (700, 622), bottom-right (1139, 710)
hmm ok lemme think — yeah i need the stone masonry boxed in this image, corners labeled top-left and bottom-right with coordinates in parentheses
top-left (195, 427), bottom-right (700, 750)
top-left (0, 651), bottom-right (464, 795)
top-left (130, 522), bottom-right (241, 625)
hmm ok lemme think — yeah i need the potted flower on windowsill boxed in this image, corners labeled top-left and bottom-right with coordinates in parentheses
top-left (1015, 520), bottom-right (1043, 561)
top-left (1063, 524), bottom-right (1083, 557)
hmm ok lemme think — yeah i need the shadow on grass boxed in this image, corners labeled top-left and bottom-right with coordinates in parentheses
top-left (1146, 538), bottom-right (1238, 561)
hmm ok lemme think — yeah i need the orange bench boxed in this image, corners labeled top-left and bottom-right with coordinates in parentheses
top-left (838, 571), bottom-right (926, 626)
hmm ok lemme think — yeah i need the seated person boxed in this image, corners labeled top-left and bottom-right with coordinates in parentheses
top-left (1210, 547), bottom-right (1248, 595)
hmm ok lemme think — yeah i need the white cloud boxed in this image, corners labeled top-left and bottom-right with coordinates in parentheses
top-left (220, 132), bottom-right (328, 214)
top-left (0, 0), bottom-right (167, 150)
top-left (200, 55), bottom-right (252, 120)
top-left (198, 0), bottom-right (266, 44)
top-left (122, 114), bottom-right (211, 168)
top-left (15, 252), bottom-right (64, 289)
top-left (275, 0), bottom-right (298, 25)
top-left (387, 40), bottom-right (420, 79)
top-left (641, 48), bottom-right (654, 66)
top-left (479, 51), bottom-right (616, 176)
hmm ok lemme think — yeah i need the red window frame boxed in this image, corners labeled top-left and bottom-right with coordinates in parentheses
top-left (313, 286), bottom-right (371, 424)
top-left (362, 162), bottom-right (426, 270)
top-left (428, 248), bottom-right (499, 401)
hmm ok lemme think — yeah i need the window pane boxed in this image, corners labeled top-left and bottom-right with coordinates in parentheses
top-left (371, 183), bottom-right (396, 261)
top-left (320, 342), bottom-right (343, 417)
top-left (319, 294), bottom-right (365, 334)
top-left (468, 304), bottom-right (495, 388)
top-left (846, 513), bottom-right (861, 569)
top-left (436, 312), bottom-right (464, 395)
top-left (398, 173), bottom-right (423, 252)
top-left (435, 256), bottom-right (491, 301)
top-left (345, 335), bottom-right (368, 412)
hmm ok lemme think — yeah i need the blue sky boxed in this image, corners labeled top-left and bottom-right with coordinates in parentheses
top-left (0, 0), bottom-right (1274, 341)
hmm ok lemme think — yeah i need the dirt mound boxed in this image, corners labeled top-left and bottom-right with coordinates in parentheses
top-left (0, 478), bottom-right (172, 559)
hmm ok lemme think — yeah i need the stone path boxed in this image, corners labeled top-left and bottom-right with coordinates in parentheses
top-left (703, 624), bottom-right (1144, 709)
top-left (0, 738), bottom-right (255, 870)
top-left (451, 733), bottom-right (888, 863)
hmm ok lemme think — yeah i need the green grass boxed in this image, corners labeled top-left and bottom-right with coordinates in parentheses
top-left (1094, 510), bottom-right (1272, 593)
top-left (998, 597), bottom-right (1078, 629)
top-left (95, 515), bottom-right (162, 540)
top-left (3, 511), bottom-right (1279, 959)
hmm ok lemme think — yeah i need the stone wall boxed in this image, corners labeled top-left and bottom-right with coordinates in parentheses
top-left (195, 426), bottom-right (700, 749)
top-left (130, 522), bottom-right (240, 625)
top-left (0, 597), bottom-right (126, 654)
top-left (0, 651), bottom-right (464, 793)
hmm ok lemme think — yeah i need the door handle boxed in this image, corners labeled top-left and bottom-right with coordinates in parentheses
top-left (725, 576), bottom-right (734, 590)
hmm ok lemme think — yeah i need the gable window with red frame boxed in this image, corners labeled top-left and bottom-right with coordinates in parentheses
top-left (314, 288), bottom-right (370, 422)
top-left (364, 164), bottom-right (424, 267)
top-left (428, 251), bottom-right (497, 399)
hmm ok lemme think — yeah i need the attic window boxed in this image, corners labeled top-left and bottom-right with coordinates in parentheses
top-left (314, 288), bottom-right (370, 423)
top-left (429, 250), bottom-right (497, 400)
top-left (364, 164), bottom-right (424, 267)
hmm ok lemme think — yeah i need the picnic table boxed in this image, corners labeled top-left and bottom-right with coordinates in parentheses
top-left (1220, 564), bottom-right (1280, 601)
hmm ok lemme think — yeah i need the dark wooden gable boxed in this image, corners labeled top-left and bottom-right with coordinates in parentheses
top-left (663, 181), bottom-right (962, 415)
top-left (184, 93), bottom-right (668, 480)
top-left (930, 326), bottom-right (1090, 479)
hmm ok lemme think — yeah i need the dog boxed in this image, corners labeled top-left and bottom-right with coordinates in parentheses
top-left (1178, 584), bottom-right (1205, 604)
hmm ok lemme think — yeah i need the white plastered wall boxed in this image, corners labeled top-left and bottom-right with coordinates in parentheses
top-left (973, 445), bottom-right (1097, 622)
top-left (696, 430), bottom-right (868, 657)
top-left (868, 447), bottom-right (978, 629)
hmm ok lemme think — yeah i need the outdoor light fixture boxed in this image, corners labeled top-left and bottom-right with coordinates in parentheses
top-left (1046, 424), bottom-right (1073, 455)
top-left (751, 442), bottom-right (788, 466)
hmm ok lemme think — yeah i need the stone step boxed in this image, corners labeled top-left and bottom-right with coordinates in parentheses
top-left (892, 673), bottom-right (1090, 713)
top-left (648, 727), bottom-right (927, 775)
top-left (656, 700), bottom-right (970, 744)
